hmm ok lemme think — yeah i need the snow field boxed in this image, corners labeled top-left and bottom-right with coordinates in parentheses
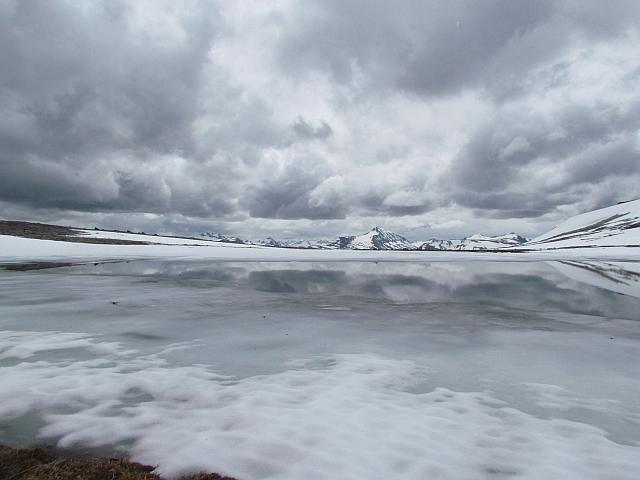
top-left (74, 229), bottom-right (219, 246)
top-left (2, 234), bottom-right (640, 263)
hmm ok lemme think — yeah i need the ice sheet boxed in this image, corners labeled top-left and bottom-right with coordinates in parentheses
top-left (1, 260), bottom-right (640, 479)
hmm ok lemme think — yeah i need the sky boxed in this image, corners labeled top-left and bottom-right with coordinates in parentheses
top-left (1, 0), bottom-right (639, 241)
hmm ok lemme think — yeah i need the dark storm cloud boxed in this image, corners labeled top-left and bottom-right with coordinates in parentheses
top-left (0, 0), bottom-right (267, 217)
top-left (448, 99), bottom-right (640, 217)
top-left (279, 0), bottom-right (640, 99)
top-left (355, 192), bottom-right (436, 217)
top-left (0, 0), bottom-right (639, 235)
top-left (248, 156), bottom-right (346, 220)
top-left (292, 116), bottom-right (333, 140)
top-left (397, 0), bottom-right (555, 97)
top-left (0, 1), bottom-right (213, 156)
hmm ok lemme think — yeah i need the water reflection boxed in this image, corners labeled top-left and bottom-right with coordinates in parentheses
top-left (53, 259), bottom-right (640, 321)
top-left (549, 260), bottom-right (640, 299)
top-left (248, 269), bottom-right (347, 293)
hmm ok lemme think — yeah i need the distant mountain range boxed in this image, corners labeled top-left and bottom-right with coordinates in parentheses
top-left (332, 228), bottom-right (528, 251)
top-left (194, 199), bottom-right (640, 251)
top-left (253, 238), bottom-right (336, 249)
top-left (3, 199), bottom-right (638, 251)
top-left (416, 233), bottom-right (529, 251)
top-left (198, 232), bottom-right (246, 244)
top-left (218, 227), bottom-right (530, 251)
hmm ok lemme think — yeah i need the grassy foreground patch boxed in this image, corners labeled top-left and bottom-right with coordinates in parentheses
top-left (0, 444), bottom-right (236, 480)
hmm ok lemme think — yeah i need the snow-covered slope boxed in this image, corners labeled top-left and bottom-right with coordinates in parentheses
top-left (526, 199), bottom-right (640, 249)
top-left (76, 229), bottom-right (216, 245)
top-left (336, 227), bottom-right (414, 250)
top-left (417, 233), bottom-right (528, 251)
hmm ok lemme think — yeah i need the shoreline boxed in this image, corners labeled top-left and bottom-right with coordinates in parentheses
top-left (0, 443), bottom-right (236, 480)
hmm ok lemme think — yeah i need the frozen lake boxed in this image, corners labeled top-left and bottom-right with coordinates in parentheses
top-left (1, 259), bottom-right (640, 479)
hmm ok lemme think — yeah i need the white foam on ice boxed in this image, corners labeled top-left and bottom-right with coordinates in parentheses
top-left (516, 383), bottom-right (639, 421)
top-left (0, 331), bottom-right (131, 360)
top-left (1, 330), bottom-right (639, 480)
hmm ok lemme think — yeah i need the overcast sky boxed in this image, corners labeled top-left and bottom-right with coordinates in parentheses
top-left (1, 0), bottom-right (639, 240)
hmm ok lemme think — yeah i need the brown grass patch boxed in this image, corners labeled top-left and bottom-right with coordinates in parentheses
top-left (0, 444), bottom-right (236, 480)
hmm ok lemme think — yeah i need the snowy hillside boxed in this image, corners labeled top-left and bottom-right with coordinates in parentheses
top-left (417, 233), bottom-right (528, 251)
top-left (335, 227), bottom-right (414, 250)
top-left (76, 229), bottom-right (216, 246)
top-left (525, 199), bottom-right (640, 249)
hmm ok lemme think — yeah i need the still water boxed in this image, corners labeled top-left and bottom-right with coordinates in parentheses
top-left (1, 260), bottom-right (639, 479)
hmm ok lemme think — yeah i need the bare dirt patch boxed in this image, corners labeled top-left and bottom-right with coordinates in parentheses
top-left (0, 444), bottom-right (235, 480)
top-left (0, 220), bottom-right (149, 245)
top-left (0, 261), bottom-right (77, 271)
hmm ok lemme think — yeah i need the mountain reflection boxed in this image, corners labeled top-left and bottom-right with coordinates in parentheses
top-left (549, 261), bottom-right (640, 299)
top-left (62, 259), bottom-right (640, 321)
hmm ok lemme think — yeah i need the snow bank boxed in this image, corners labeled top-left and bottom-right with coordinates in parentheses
top-left (2, 234), bottom-right (640, 263)
top-left (1, 330), bottom-right (639, 480)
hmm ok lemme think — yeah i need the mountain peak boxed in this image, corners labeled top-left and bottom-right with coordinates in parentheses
top-left (337, 226), bottom-right (413, 250)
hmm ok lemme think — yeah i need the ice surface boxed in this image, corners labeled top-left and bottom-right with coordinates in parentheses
top-left (0, 331), bottom-right (130, 360)
top-left (1, 260), bottom-right (640, 479)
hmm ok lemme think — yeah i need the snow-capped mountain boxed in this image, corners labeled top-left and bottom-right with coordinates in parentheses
top-left (253, 237), bottom-right (336, 249)
top-left (524, 199), bottom-right (640, 249)
top-left (199, 232), bottom-right (246, 244)
top-left (253, 237), bottom-right (283, 247)
top-left (334, 227), bottom-right (414, 250)
top-left (417, 233), bottom-right (528, 251)
top-left (253, 228), bottom-right (529, 251)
